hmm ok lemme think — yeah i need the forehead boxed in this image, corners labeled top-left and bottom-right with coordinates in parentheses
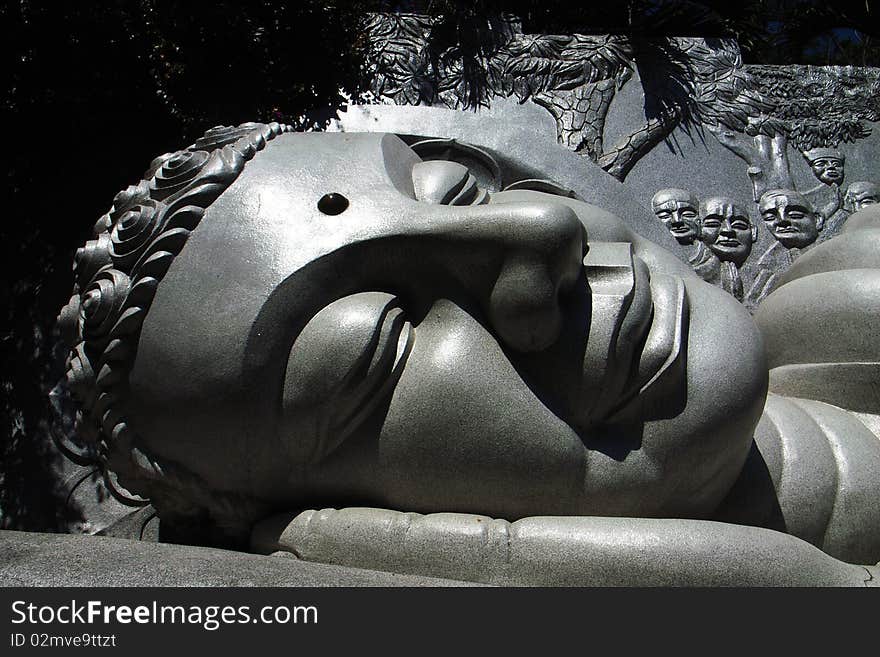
top-left (760, 193), bottom-right (808, 210)
top-left (654, 199), bottom-right (693, 210)
top-left (653, 193), bottom-right (695, 209)
top-left (851, 184), bottom-right (880, 196)
top-left (702, 198), bottom-right (746, 217)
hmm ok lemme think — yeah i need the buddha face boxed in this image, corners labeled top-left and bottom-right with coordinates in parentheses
top-left (844, 181), bottom-right (880, 212)
top-left (807, 152), bottom-right (845, 186)
top-left (699, 197), bottom-right (756, 267)
top-left (126, 133), bottom-right (766, 524)
top-left (759, 190), bottom-right (820, 249)
top-left (651, 189), bottom-right (700, 245)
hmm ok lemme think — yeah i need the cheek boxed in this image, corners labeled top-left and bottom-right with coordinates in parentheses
top-left (376, 299), bottom-right (587, 518)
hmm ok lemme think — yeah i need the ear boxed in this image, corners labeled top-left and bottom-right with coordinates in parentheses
top-left (815, 211), bottom-right (825, 231)
top-left (751, 224), bottom-right (758, 241)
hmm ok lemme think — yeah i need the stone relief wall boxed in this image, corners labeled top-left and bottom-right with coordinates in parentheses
top-left (364, 12), bottom-right (880, 309)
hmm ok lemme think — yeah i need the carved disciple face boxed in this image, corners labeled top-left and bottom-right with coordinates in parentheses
top-left (759, 189), bottom-right (821, 249)
top-left (805, 148), bottom-right (845, 186)
top-left (844, 181), bottom-right (880, 212)
top-left (698, 197), bottom-right (757, 267)
top-left (126, 133), bottom-right (766, 523)
top-left (650, 189), bottom-right (700, 245)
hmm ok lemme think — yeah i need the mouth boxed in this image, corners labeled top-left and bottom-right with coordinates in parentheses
top-left (604, 273), bottom-right (689, 425)
top-left (715, 239), bottom-right (741, 248)
top-left (670, 225), bottom-right (691, 234)
top-left (775, 227), bottom-right (799, 234)
top-left (577, 243), bottom-right (689, 428)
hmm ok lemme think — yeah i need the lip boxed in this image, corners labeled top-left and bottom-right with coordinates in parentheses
top-left (605, 272), bottom-right (689, 425)
top-left (579, 244), bottom-right (688, 427)
top-left (774, 227), bottom-right (799, 233)
top-left (716, 239), bottom-right (741, 248)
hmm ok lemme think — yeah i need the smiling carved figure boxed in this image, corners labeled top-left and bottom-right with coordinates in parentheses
top-left (759, 189), bottom-right (822, 249)
top-left (56, 123), bottom-right (880, 585)
top-left (698, 196), bottom-right (756, 302)
top-left (804, 147), bottom-right (845, 187)
top-left (699, 197), bottom-right (757, 267)
top-left (651, 188), bottom-right (700, 245)
top-left (844, 181), bottom-right (880, 213)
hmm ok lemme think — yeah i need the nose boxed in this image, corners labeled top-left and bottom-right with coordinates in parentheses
top-left (720, 219), bottom-right (735, 236)
top-left (403, 199), bottom-right (587, 352)
top-left (773, 211), bottom-right (790, 227)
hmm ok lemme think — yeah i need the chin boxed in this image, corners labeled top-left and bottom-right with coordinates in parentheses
top-left (775, 233), bottom-right (805, 249)
top-left (710, 247), bottom-right (746, 262)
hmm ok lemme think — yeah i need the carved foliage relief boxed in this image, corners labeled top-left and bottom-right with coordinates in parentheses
top-left (365, 13), bottom-right (880, 308)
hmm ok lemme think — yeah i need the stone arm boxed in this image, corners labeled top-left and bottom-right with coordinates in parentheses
top-left (250, 507), bottom-right (877, 586)
top-left (803, 182), bottom-right (842, 228)
top-left (714, 394), bottom-right (880, 564)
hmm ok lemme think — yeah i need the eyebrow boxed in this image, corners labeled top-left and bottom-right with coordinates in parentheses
top-left (760, 198), bottom-right (806, 212)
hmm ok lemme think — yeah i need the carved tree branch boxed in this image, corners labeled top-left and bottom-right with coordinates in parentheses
top-left (709, 126), bottom-right (794, 201)
top-left (598, 111), bottom-right (679, 181)
top-left (533, 79), bottom-right (618, 162)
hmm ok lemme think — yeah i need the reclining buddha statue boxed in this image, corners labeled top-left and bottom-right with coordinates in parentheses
top-left (54, 112), bottom-right (880, 586)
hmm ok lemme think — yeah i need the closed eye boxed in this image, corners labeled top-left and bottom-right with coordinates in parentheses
top-left (411, 160), bottom-right (487, 206)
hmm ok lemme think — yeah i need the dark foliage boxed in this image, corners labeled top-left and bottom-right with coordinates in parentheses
top-left (2, 1), bottom-right (375, 532)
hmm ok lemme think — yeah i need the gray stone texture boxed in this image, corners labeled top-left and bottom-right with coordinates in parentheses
top-left (251, 508), bottom-right (878, 587)
top-left (36, 13), bottom-right (880, 586)
top-left (0, 530), bottom-right (475, 587)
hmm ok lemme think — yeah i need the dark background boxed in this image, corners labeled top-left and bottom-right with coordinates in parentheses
top-left (3, 0), bottom-right (879, 532)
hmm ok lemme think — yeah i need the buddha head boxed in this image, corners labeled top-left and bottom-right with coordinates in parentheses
top-left (803, 147), bottom-right (845, 186)
top-left (843, 181), bottom-right (880, 213)
top-left (56, 125), bottom-right (767, 546)
top-left (698, 197), bottom-right (757, 267)
top-left (650, 189), bottom-right (700, 245)
top-left (759, 189), bottom-right (822, 249)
